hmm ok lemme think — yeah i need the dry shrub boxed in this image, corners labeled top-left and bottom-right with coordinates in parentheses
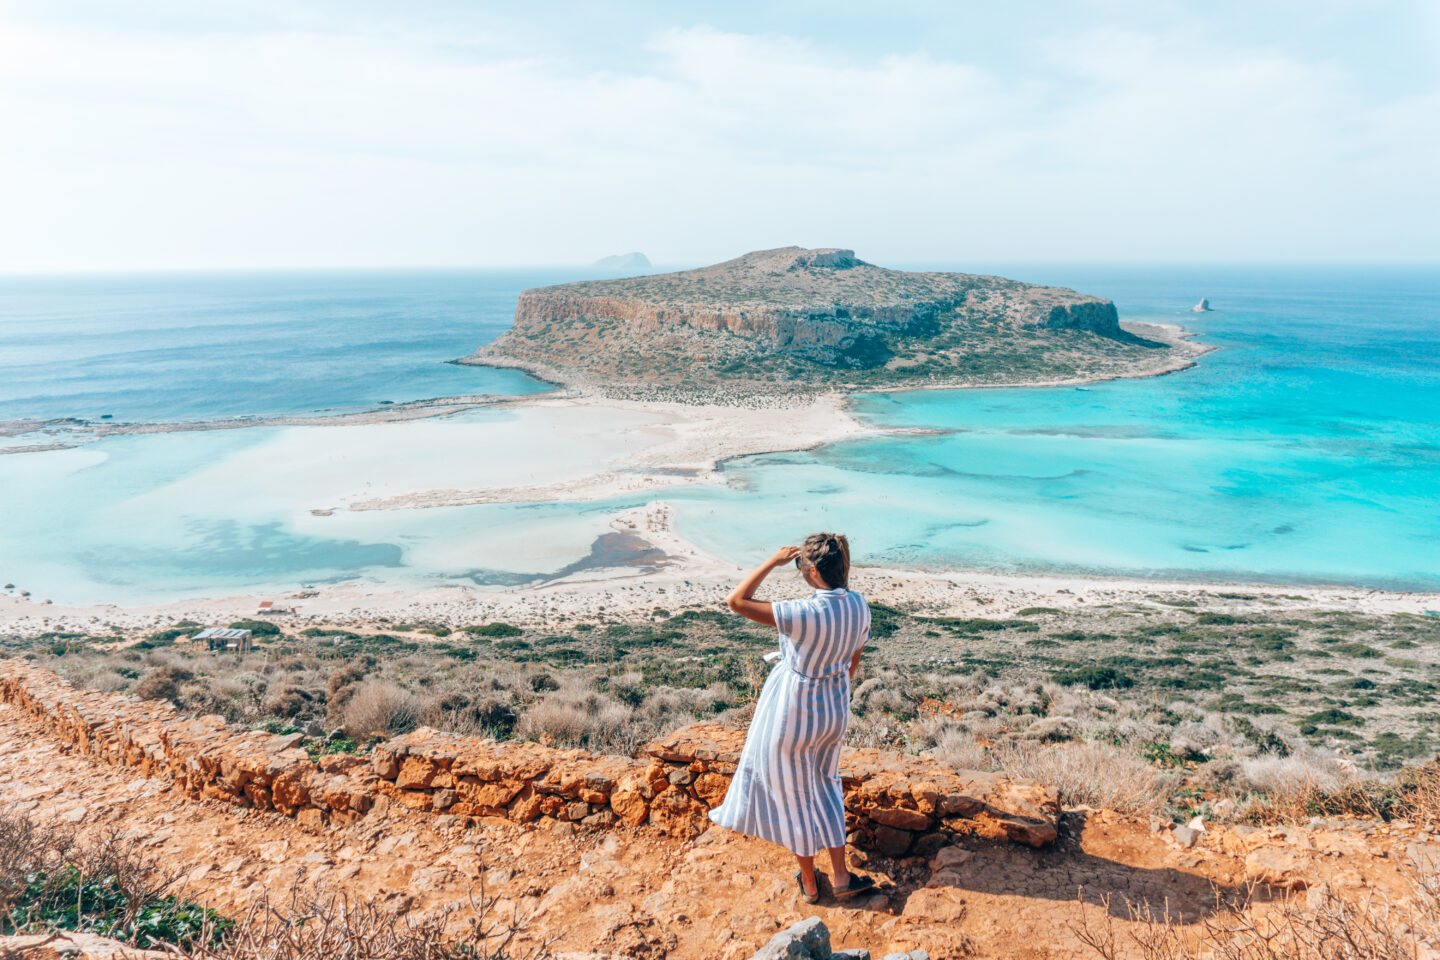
top-left (1235, 752), bottom-right (1395, 824)
top-left (992, 740), bottom-right (1177, 815)
top-left (133, 665), bottom-right (193, 702)
top-left (182, 880), bottom-right (552, 960)
top-left (1074, 868), bottom-right (1440, 960)
top-left (419, 692), bottom-right (518, 738)
top-left (516, 687), bottom-right (636, 754)
top-left (325, 656), bottom-right (376, 728)
top-left (1192, 759), bottom-right (1254, 798)
top-left (846, 713), bottom-right (908, 751)
top-left (343, 681), bottom-right (420, 739)
top-left (1397, 760), bottom-right (1440, 827)
top-left (265, 685), bottom-right (324, 720)
top-left (0, 809), bottom-right (74, 921)
top-left (930, 727), bottom-right (997, 772)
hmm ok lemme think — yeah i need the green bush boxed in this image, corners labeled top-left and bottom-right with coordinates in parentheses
top-left (1231, 716), bottom-right (1290, 755)
top-left (1305, 708), bottom-right (1361, 726)
top-left (4, 865), bottom-right (231, 949)
top-left (1053, 665), bottom-right (1134, 690)
top-left (463, 622), bottom-right (523, 638)
top-left (868, 603), bottom-right (908, 639)
top-left (1332, 643), bottom-right (1383, 659)
top-left (134, 627), bottom-right (191, 650)
top-left (926, 617), bottom-right (1028, 634)
top-left (227, 619), bottom-right (281, 636)
top-left (1193, 612), bottom-right (1243, 625)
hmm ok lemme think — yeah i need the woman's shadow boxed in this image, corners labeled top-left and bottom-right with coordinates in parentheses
top-left (883, 811), bottom-right (1254, 921)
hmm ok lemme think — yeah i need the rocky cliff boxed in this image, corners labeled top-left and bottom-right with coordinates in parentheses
top-left (468, 247), bottom-right (1182, 398)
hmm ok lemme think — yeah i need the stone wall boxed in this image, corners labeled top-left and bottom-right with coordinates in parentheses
top-left (0, 660), bottom-right (1057, 855)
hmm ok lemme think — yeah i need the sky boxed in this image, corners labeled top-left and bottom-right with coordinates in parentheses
top-left (1, 0), bottom-right (1437, 271)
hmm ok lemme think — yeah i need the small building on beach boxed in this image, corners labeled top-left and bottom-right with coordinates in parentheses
top-left (193, 628), bottom-right (253, 653)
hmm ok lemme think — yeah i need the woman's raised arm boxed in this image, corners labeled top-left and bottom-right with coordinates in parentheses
top-left (725, 546), bottom-right (800, 627)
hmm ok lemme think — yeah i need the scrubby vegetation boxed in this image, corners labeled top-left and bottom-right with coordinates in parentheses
top-left (6, 597), bottom-right (1439, 826)
top-left (1076, 861), bottom-right (1440, 960)
top-left (0, 808), bottom-right (230, 951)
top-left (0, 807), bottom-right (541, 959)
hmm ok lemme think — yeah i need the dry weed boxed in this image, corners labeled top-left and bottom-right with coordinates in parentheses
top-left (183, 879), bottom-right (553, 960)
top-left (992, 740), bottom-right (1178, 816)
top-left (1073, 869), bottom-right (1440, 960)
top-left (343, 680), bottom-right (421, 739)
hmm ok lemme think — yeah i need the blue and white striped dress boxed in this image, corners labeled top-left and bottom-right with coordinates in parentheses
top-left (709, 587), bottom-right (871, 856)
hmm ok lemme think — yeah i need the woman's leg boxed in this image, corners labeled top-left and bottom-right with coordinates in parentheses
top-left (795, 854), bottom-right (819, 896)
top-left (826, 846), bottom-right (850, 889)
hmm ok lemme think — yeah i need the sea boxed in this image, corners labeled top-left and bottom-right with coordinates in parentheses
top-left (1, 264), bottom-right (1437, 604)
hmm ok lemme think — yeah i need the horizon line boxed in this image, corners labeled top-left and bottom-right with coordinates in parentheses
top-left (3, 257), bottom-right (1440, 279)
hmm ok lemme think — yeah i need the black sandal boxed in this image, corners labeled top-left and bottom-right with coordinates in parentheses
top-left (794, 871), bottom-right (820, 905)
top-left (831, 874), bottom-right (876, 899)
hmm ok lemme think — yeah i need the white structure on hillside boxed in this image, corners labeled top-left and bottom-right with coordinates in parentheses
top-left (193, 628), bottom-right (253, 653)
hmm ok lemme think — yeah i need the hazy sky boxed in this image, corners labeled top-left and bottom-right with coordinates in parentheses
top-left (2, 1), bottom-right (1437, 271)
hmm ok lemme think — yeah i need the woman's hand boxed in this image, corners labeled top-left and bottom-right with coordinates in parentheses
top-left (767, 545), bottom-right (800, 567)
top-left (727, 546), bottom-right (798, 628)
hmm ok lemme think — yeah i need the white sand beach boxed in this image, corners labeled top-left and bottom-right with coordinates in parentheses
top-left (3, 494), bottom-right (1435, 639)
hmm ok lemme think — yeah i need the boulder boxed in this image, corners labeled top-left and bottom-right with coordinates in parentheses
top-left (609, 778), bottom-right (650, 827)
top-left (0, 932), bottom-right (171, 959)
top-left (1245, 846), bottom-right (1316, 889)
top-left (752, 916), bottom-right (831, 960)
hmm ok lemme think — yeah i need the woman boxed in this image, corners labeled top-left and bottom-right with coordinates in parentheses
top-left (708, 532), bottom-right (876, 904)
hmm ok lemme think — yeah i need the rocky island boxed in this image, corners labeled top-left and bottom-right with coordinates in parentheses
top-left (593, 251), bottom-right (652, 270)
top-left (464, 246), bottom-right (1205, 400)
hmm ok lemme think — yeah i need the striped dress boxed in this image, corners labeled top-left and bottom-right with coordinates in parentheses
top-left (709, 587), bottom-right (871, 856)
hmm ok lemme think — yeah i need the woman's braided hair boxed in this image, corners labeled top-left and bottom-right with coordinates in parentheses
top-left (800, 532), bottom-right (850, 590)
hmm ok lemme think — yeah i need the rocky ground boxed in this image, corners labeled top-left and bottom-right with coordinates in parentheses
top-left (3, 695), bottom-right (1437, 959)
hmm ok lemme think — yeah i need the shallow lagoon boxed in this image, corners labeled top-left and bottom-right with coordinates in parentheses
top-left (2, 264), bottom-right (1437, 603)
top-left (678, 265), bottom-right (1440, 590)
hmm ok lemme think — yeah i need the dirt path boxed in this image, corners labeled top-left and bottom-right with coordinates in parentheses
top-left (3, 701), bottom-right (1424, 959)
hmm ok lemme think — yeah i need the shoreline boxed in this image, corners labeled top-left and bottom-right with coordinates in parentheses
top-left (343, 391), bottom-right (879, 511)
top-left (2, 497), bottom-right (1435, 638)
top-left (0, 317), bottom-right (1315, 633)
top-left (455, 319), bottom-right (1215, 405)
top-left (1, 319), bottom-right (1212, 450)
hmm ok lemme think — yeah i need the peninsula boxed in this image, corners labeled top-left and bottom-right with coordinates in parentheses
top-left (463, 246), bottom-right (1205, 399)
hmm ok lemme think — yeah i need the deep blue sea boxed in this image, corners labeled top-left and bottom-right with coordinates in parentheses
top-left (1, 264), bottom-right (1436, 603)
top-left (0, 270), bottom-right (558, 424)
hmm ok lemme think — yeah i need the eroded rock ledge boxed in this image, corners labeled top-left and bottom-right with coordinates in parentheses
top-left (0, 660), bottom-right (1057, 854)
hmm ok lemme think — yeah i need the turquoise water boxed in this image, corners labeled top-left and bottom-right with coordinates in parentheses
top-left (1, 264), bottom-right (1436, 602)
top-left (677, 265), bottom-right (1440, 590)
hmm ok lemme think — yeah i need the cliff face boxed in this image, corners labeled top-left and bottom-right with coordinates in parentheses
top-left (509, 290), bottom-right (950, 353)
top-left (472, 247), bottom-right (1165, 397)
